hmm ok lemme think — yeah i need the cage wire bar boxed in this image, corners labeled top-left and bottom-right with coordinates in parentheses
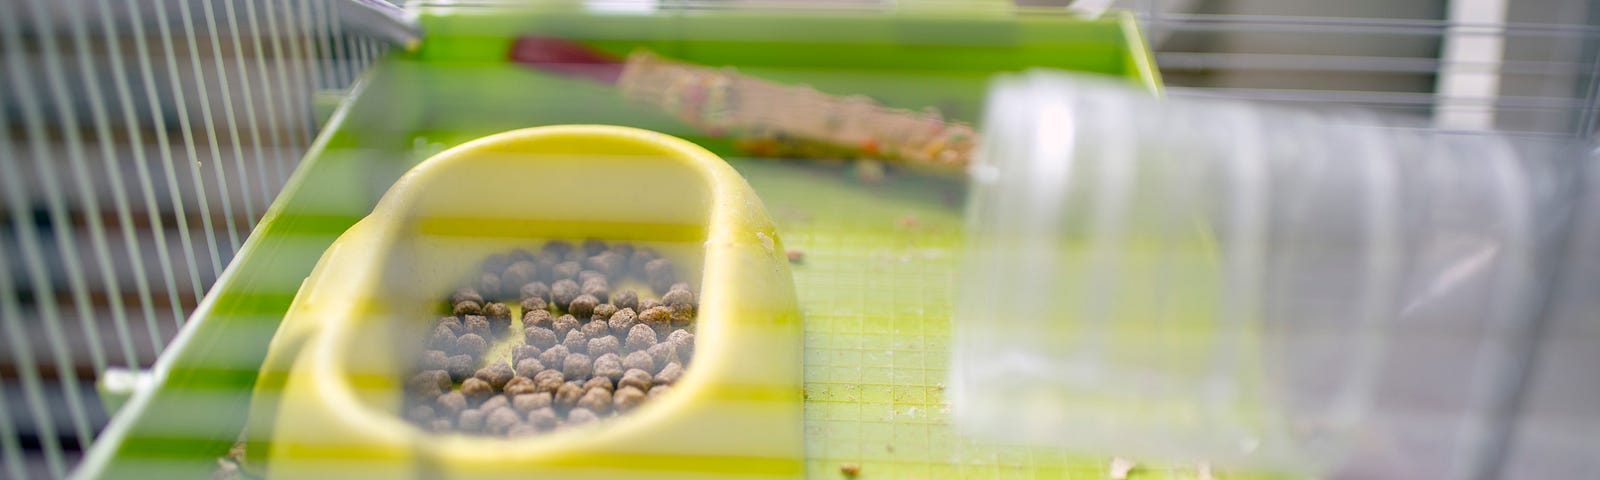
top-left (0, 0), bottom-right (1597, 478)
top-left (0, 0), bottom-right (385, 477)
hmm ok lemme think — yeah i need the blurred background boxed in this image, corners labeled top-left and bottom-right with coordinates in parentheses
top-left (1, 0), bottom-right (1596, 478)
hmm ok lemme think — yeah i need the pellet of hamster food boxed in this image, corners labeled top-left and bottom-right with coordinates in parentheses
top-left (618, 369), bottom-right (652, 393)
top-left (608, 308), bottom-right (637, 337)
top-left (654, 362), bottom-right (683, 385)
top-left (576, 388), bottom-right (612, 415)
top-left (566, 407), bottom-right (599, 425)
top-left (667, 329), bottom-right (695, 363)
top-left (474, 361), bottom-right (515, 390)
top-left (503, 376), bottom-right (538, 396)
top-left (537, 345), bottom-right (570, 370)
top-left (588, 336), bottom-right (621, 359)
top-left (419, 350), bottom-right (449, 370)
top-left (562, 330), bottom-right (588, 355)
top-left (462, 315), bottom-right (491, 339)
top-left (520, 281), bottom-right (551, 303)
top-left (448, 288), bottom-right (484, 306)
top-left (533, 369), bottom-right (565, 394)
top-left (637, 307), bottom-right (672, 337)
top-left (568, 294), bottom-right (599, 320)
top-left (628, 249), bottom-right (658, 278)
top-left (436, 391), bottom-right (468, 417)
top-left (580, 319), bottom-right (609, 341)
top-left (623, 351), bottom-right (655, 374)
top-left (554, 382), bottom-right (584, 410)
top-left (644, 258), bottom-right (676, 294)
top-left (477, 272), bottom-right (502, 299)
top-left (520, 296), bottom-right (548, 314)
top-left (613, 386), bottom-right (646, 413)
top-left (527, 407), bottom-right (558, 430)
top-left (552, 314), bottom-right (580, 339)
top-left (436, 316), bottom-right (464, 336)
top-left (582, 376), bottom-right (614, 393)
top-left (591, 303), bottom-right (618, 322)
top-left (524, 326), bottom-right (558, 350)
top-left (511, 345), bottom-right (540, 365)
top-left (461, 378), bottom-right (495, 404)
top-left (458, 408), bottom-right (486, 433)
top-left (563, 353), bottom-right (593, 380)
top-left (646, 342), bottom-right (676, 371)
top-left (612, 289), bottom-right (639, 311)
top-left (582, 238), bottom-right (608, 257)
top-left (586, 252), bottom-right (626, 278)
top-left (507, 248), bottom-right (535, 264)
top-left (592, 353), bottom-right (624, 382)
top-left (541, 240), bottom-right (574, 257)
top-left (550, 279), bottom-right (580, 308)
top-left (483, 302), bottom-right (512, 335)
top-left (455, 333), bottom-right (489, 359)
top-left (552, 261), bottom-right (582, 283)
top-left (514, 358), bottom-right (545, 378)
top-left (512, 392), bottom-right (552, 415)
top-left (523, 309), bottom-right (552, 330)
top-left (429, 325), bottom-right (457, 351)
top-left (580, 279), bottom-right (609, 303)
top-left (501, 260), bottom-right (539, 290)
top-left (485, 407), bottom-right (521, 435)
top-left (446, 354), bottom-right (476, 382)
top-left (578, 269), bottom-right (607, 286)
top-left (481, 253), bottom-right (511, 275)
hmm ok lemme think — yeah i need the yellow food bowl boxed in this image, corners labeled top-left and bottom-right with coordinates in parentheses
top-left (245, 125), bottom-right (803, 478)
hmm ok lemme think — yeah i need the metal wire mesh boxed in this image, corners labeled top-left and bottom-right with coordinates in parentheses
top-left (0, 0), bottom-right (1594, 479)
top-left (0, 1), bottom-right (384, 477)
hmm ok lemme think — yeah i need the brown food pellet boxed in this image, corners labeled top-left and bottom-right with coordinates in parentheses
top-left (520, 297), bottom-right (548, 314)
top-left (638, 298), bottom-right (662, 312)
top-left (480, 395), bottom-right (510, 414)
top-left (613, 289), bottom-right (639, 311)
top-left (477, 272), bottom-right (502, 299)
top-left (592, 353), bottom-right (624, 382)
top-left (613, 386), bottom-right (646, 413)
top-left (406, 405), bottom-right (435, 423)
top-left (619, 369), bottom-right (652, 393)
top-left (644, 258), bottom-right (676, 293)
top-left (667, 329), bottom-right (695, 363)
top-left (482, 253), bottom-right (512, 274)
top-left (512, 392), bottom-right (552, 414)
top-left (626, 323), bottom-right (658, 352)
top-left (461, 378), bottom-right (494, 404)
top-left (662, 288), bottom-right (695, 308)
top-left (462, 315), bottom-right (492, 339)
top-left (520, 282), bottom-right (551, 302)
top-left (552, 315), bottom-right (580, 339)
top-left (527, 407), bottom-right (558, 430)
top-left (523, 309), bottom-right (552, 329)
top-left (577, 388), bottom-right (613, 415)
top-left (533, 369), bottom-right (565, 394)
top-left (458, 409), bottom-right (486, 433)
top-left (507, 422), bottom-right (540, 437)
top-left (586, 252), bottom-right (626, 278)
top-left (504, 376), bottom-right (537, 396)
top-left (550, 279), bottom-right (580, 308)
top-left (446, 354), bottom-right (476, 381)
top-left (452, 300), bottom-right (482, 316)
top-left (486, 407), bottom-right (520, 435)
top-left (609, 243), bottom-right (635, 259)
top-left (437, 316), bottom-right (464, 336)
top-left (840, 463), bottom-right (860, 477)
top-left (580, 279), bottom-right (609, 303)
top-left (552, 261), bottom-right (582, 283)
top-left (429, 325), bottom-right (457, 351)
top-left (591, 303), bottom-right (618, 322)
top-left (582, 238), bottom-right (608, 257)
top-left (638, 308), bottom-right (671, 339)
top-left (406, 370), bottom-right (448, 398)
top-left (564, 250), bottom-right (587, 263)
top-left (646, 343), bottom-right (676, 370)
top-left (419, 350), bottom-right (449, 370)
top-left (514, 358), bottom-right (545, 378)
top-left (474, 361), bottom-right (515, 390)
top-left (566, 408), bottom-right (599, 425)
top-left (561, 330), bottom-right (588, 354)
top-left (542, 240), bottom-right (574, 257)
top-left (580, 319), bottom-right (609, 340)
top-left (583, 376), bottom-right (614, 393)
top-left (568, 294), bottom-right (599, 319)
top-left (455, 333), bottom-right (489, 358)
top-left (449, 288), bottom-right (484, 306)
top-left (563, 353), bottom-right (593, 380)
top-left (655, 362), bottom-right (683, 385)
top-left (483, 302), bottom-right (512, 334)
top-left (524, 326), bottom-right (558, 350)
top-left (508, 248), bottom-right (535, 264)
top-left (647, 384), bottom-right (670, 399)
top-left (436, 391), bottom-right (468, 416)
top-left (501, 260), bottom-right (539, 291)
top-left (537, 345), bottom-right (570, 370)
top-left (578, 270), bottom-right (607, 285)
top-left (555, 382), bottom-right (584, 410)
top-left (608, 308), bottom-right (638, 336)
top-left (668, 282), bottom-right (691, 293)
top-left (512, 345), bottom-right (541, 365)
top-left (588, 336), bottom-right (621, 359)
top-left (628, 249), bottom-right (658, 277)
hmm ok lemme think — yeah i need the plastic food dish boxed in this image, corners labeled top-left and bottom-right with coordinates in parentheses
top-left (245, 125), bottom-right (803, 478)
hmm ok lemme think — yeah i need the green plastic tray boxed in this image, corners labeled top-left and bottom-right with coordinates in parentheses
top-left (78, 7), bottom-right (1170, 479)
